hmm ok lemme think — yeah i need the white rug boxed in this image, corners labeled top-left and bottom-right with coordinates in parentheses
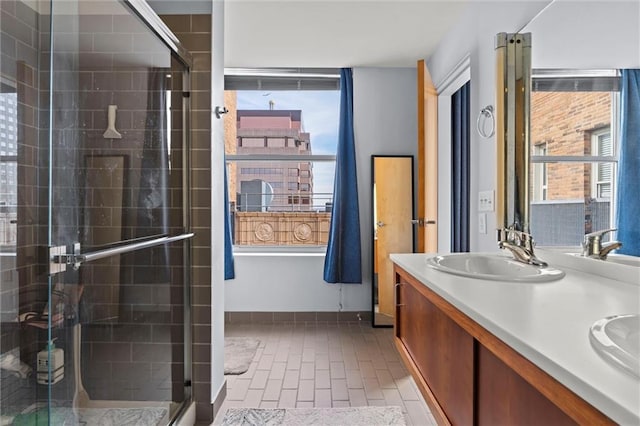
top-left (224, 337), bottom-right (261, 375)
top-left (221, 406), bottom-right (406, 426)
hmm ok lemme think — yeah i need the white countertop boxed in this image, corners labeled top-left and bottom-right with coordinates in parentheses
top-left (390, 250), bottom-right (640, 425)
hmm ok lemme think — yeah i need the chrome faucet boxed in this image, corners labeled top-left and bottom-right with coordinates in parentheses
top-left (582, 229), bottom-right (622, 260)
top-left (498, 227), bottom-right (548, 267)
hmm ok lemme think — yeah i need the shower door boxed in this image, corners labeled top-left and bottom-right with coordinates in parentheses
top-left (44, 0), bottom-right (193, 423)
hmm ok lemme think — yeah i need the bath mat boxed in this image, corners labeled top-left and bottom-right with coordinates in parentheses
top-left (224, 337), bottom-right (260, 375)
top-left (12, 406), bottom-right (167, 426)
top-left (221, 406), bottom-right (406, 426)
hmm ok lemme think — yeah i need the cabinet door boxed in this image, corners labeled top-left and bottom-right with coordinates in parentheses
top-left (396, 277), bottom-right (474, 425)
top-left (477, 345), bottom-right (577, 426)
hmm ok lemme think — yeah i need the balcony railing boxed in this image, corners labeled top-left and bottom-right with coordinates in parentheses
top-left (233, 192), bottom-right (333, 213)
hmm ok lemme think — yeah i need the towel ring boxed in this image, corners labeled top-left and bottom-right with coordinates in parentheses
top-left (477, 105), bottom-right (495, 139)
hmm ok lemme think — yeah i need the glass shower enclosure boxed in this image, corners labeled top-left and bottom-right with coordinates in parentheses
top-left (1, 0), bottom-right (193, 424)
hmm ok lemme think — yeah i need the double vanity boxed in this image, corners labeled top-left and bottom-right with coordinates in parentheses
top-left (390, 251), bottom-right (639, 425)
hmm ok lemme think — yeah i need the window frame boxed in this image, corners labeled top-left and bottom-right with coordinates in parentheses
top-left (225, 70), bottom-right (340, 253)
top-left (590, 128), bottom-right (613, 200)
top-left (530, 69), bottom-right (620, 246)
top-left (532, 142), bottom-right (548, 202)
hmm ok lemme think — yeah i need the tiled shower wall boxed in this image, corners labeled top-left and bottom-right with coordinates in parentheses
top-left (0, 0), bottom-right (47, 412)
top-left (160, 14), bottom-right (215, 424)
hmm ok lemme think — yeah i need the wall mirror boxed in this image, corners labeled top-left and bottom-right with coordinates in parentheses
top-left (371, 155), bottom-right (414, 327)
top-left (519, 1), bottom-right (639, 257)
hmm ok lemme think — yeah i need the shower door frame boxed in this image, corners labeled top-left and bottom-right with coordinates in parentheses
top-left (119, 0), bottom-right (197, 410)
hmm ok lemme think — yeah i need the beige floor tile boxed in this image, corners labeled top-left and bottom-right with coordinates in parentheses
top-left (286, 354), bottom-right (302, 370)
top-left (347, 388), bottom-right (367, 407)
top-left (376, 369), bottom-right (396, 389)
top-left (315, 369), bottom-right (331, 389)
top-left (249, 369), bottom-right (269, 389)
top-left (300, 362), bottom-right (315, 380)
top-left (297, 379), bottom-right (315, 401)
top-left (330, 378), bottom-right (349, 401)
top-left (220, 322), bottom-right (434, 424)
top-left (315, 353), bottom-right (330, 370)
top-left (315, 389), bottom-right (332, 407)
top-left (396, 376), bottom-right (420, 401)
top-left (243, 389), bottom-right (264, 408)
top-left (274, 348), bottom-right (289, 362)
top-left (382, 388), bottom-right (405, 408)
top-left (282, 370), bottom-right (299, 389)
top-left (226, 378), bottom-right (251, 401)
top-left (363, 377), bottom-right (384, 400)
top-left (269, 362), bottom-right (287, 380)
top-left (257, 354), bottom-right (274, 370)
top-left (358, 360), bottom-right (377, 378)
top-left (404, 399), bottom-right (435, 426)
top-left (262, 379), bottom-right (282, 401)
top-left (329, 361), bottom-right (346, 379)
top-left (278, 389), bottom-right (298, 408)
top-left (346, 369), bottom-right (363, 389)
top-left (302, 347), bottom-right (315, 362)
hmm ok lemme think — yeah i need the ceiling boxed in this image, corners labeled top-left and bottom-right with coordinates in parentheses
top-left (223, 1), bottom-right (468, 68)
top-left (149, 0), bottom-right (470, 68)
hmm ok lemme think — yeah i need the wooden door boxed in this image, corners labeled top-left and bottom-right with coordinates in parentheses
top-left (374, 157), bottom-right (413, 317)
top-left (417, 60), bottom-right (438, 253)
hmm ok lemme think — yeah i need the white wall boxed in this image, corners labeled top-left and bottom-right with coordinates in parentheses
top-left (427, 0), bottom-right (639, 254)
top-left (523, 1), bottom-right (640, 69)
top-left (211, 0), bottom-right (226, 407)
top-left (225, 67), bottom-right (417, 312)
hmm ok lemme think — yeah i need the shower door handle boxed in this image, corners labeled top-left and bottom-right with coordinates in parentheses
top-left (50, 233), bottom-right (194, 272)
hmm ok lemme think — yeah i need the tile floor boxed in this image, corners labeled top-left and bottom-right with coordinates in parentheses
top-left (214, 322), bottom-right (437, 425)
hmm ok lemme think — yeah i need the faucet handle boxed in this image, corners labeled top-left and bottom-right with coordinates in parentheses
top-left (584, 228), bottom-right (617, 241)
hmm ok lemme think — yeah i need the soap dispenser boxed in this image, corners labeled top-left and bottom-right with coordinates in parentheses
top-left (37, 338), bottom-right (64, 385)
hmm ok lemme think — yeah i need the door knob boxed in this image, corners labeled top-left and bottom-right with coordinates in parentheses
top-left (377, 221), bottom-right (386, 227)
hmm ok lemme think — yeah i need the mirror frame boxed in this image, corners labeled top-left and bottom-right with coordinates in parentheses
top-left (371, 154), bottom-right (415, 328)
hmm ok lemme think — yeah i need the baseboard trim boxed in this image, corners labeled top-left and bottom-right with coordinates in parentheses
top-left (225, 311), bottom-right (371, 324)
top-left (213, 380), bottom-right (227, 420)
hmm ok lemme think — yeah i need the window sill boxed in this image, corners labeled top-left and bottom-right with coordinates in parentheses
top-left (233, 246), bottom-right (327, 257)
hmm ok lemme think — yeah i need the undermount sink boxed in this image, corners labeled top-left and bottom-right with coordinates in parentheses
top-left (426, 253), bottom-right (565, 282)
top-left (590, 314), bottom-right (640, 377)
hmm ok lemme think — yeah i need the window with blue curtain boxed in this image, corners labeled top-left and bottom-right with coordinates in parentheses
top-left (616, 69), bottom-right (640, 256)
top-left (323, 68), bottom-right (362, 284)
top-left (224, 164), bottom-right (235, 279)
top-left (451, 81), bottom-right (470, 252)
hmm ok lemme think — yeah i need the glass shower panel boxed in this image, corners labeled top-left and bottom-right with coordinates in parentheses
top-left (0, 1), bottom-right (192, 424)
top-left (0, 0), bottom-right (52, 420)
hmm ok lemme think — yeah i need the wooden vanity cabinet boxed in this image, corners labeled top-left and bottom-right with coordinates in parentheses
top-left (393, 265), bottom-right (613, 426)
top-left (395, 277), bottom-right (473, 425)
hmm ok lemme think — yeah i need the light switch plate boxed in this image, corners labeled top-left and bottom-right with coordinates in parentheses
top-left (479, 213), bottom-right (487, 234)
top-left (479, 190), bottom-right (494, 212)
